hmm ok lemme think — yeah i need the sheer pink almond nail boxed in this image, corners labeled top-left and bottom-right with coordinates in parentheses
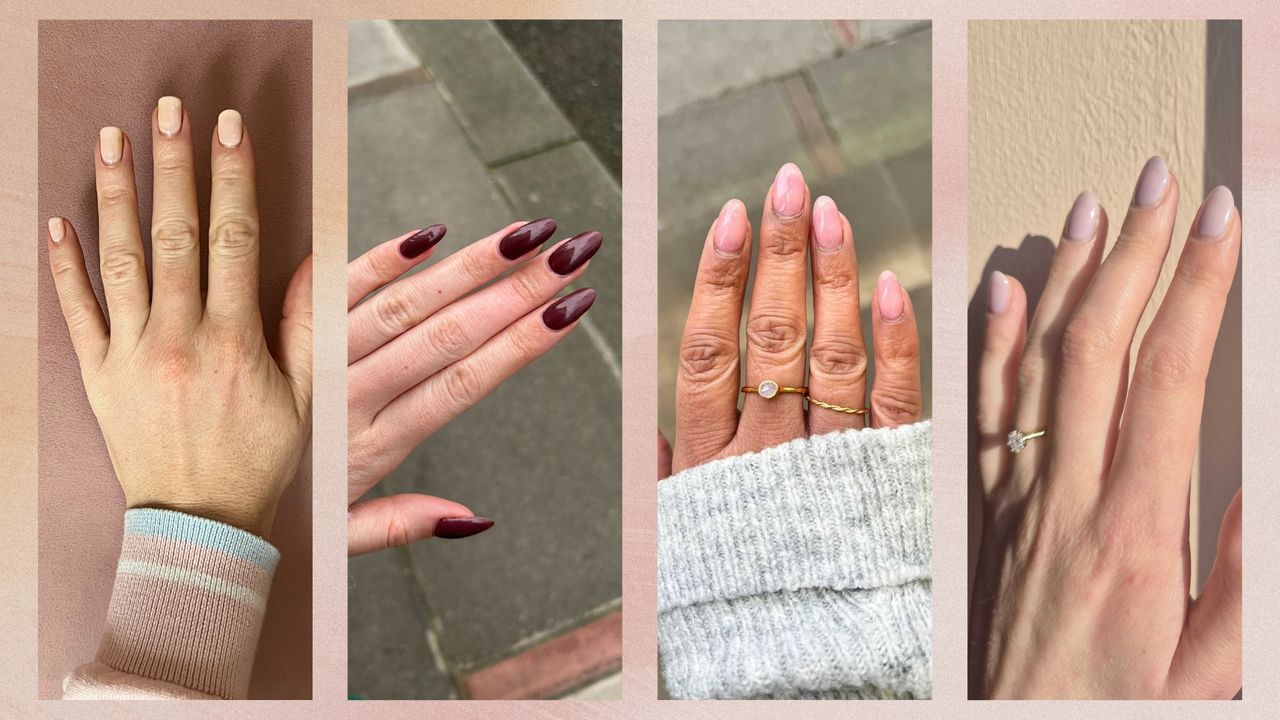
top-left (771, 162), bottom-right (804, 218)
top-left (988, 271), bottom-right (1010, 314)
top-left (47, 217), bottom-right (65, 244)
top-left (1194, 186), bottom-right (1235, 240)
top-left (217, 109), bottom-right (243, 149)
top-left (813, 195), bottom-right (842, 251)
top-left (158, 96), bottom-right (182, 137)
top-left (713, 199), bottom-right (746, 255)
top-left (1132, 155), bottom-right (1169, 208)
top-left (877, 270), bottom-right (904, 322)
top-left (1064, 191), bottom-right (1099, 242)
top-left (99, 126), bottom-right (123, 166)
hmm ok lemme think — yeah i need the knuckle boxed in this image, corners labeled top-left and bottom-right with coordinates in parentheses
top-left (810, 338), bottom-right (867, 377)
top-left (876, 330), bottom-right (920, 365)
top-left (1015, 347), bottom-right (1047, 392)
top-left (745, 311), bottom-right (805, 358)
top-left (458, 246), bottom-right (492, 284)
top-left (384, 510), bottom-right (411, 548)
top-left (209, 218), bottom-right (258, 259)
top-left (697, 262), bottom-right (745, 296)
top-left (421, 315), bottom-right (471, 359)
top-left (100, 249), bottom-right (146, 285)
top-left (373, 289), bottom-right (419, 338)
top-left (97, 184), bottom-right (134, 209)
top-left (762, 226), bottom-right (806, 259)
top-left (150, 218), bottom-right (200, 258)
top-left (508, 266), bottom-right (545, 306)
top-left (1134, 340), bottom-right (1200, 391)
top-left (815, 264), bottom-right (854, 292)
top-left (678, 331), bottom-right (738, 384)
top-left (1058, 315), bottom-right (1117, 371)
top-left (871, 378), bottom-right (921, 425)
top-left (1175, 251), bottom-right (1232, 296)
top-left (153, 152), bottom-right (192, 183)
top-left (440, 361), bottom-right (486, 408)
top-left (506, 323), bottom-right (545, 360)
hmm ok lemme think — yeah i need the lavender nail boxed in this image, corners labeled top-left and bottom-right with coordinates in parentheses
top-left (1132, 156), bottom-right (1170, 208)
top-left (1195, 186), bottom-right (1235, 240)
top-left (1064, 191), bottom-right (1100, 242)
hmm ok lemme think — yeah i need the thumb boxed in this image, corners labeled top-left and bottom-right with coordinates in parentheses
top-left (657, 430), bottom-right (673, 480)
top-left (1169, 489), bottom-right (1241, 698)
top-left (348, 493), bottom-right (493, 556)
top-left (279, 254), bottom-right (313, 414)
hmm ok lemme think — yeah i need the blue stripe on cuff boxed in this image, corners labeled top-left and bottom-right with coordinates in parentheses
top-left (124, 508), bottom-right (280, 571)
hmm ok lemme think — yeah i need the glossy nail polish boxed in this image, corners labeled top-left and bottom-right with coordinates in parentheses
top-left (988, 271), bottom-right (1010, 314)
top-left (713, 199), bottom-right (746, 255)
top-left (47, 217), bottom-right (65, 244)
top-left (877, 270), bottom-right (904, 322)
top-left (1064, 191), bottom-right (1100, 242)
top-left (548, 231), bottom-right (603, 275)
top-left (100, 126), bottom-right (123, 166)
top-left (399, 224), bottom-right (447, 258)
top-left (813, 195), bottom-right (843, 250)
top-left (1195, 186), bottom-right (1235, 240)
top-left (543, 287), bottom-right (596, 330)
top-left (158, 96), bottom-right (182, 137)
top-left (771, 162), bottom-right (805, 218)
top-left (218, 109), bottom-right (243, 149)
top-left (1132, 155), bottom-right (1169, 208)
top-left (499, 218), bottom-right (557, 260)
top-left (435, 516), bottom-right (495, 539)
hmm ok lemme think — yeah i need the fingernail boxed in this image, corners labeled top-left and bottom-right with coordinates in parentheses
top-left (543, 287), bottom-right (596, 330)
top-left (771, 162), bottom-right (805, 218)
top-left (217, 109), bottom-right (243, 149)
top-left (47, 217), bottom-right (65, 244)
top-left (1194, 186), bottom-right (1235, 240)
top-left (158, 96), bottom-right (182, 137)
top-left (813, 195), bottom-right (843, 251)
top-left (499, 218), bottom-right (557, 260)
top-left (877, 270), bottom-right (904, 322)
top-left (99, 126), bottom-right (123, 166)
top-left (988, 271), bottom-right (1010, 315)
top-left (1064, 191), bottom-right (1100, 242)
top-left (712, 199), bottom-right (746, 255)
top-left (548, 230), bottom-right (603, 275)
top-left (1132, 155), bottom-right (1169, 208)
top-left (435, 516), bottom-right (494, 539)
top-left (399, 224), bottom-right (447, 259)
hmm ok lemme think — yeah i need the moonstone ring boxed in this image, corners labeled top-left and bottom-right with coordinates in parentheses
top-left (1006, 428), bottom-right (1046, 454)
top-left (741, 380), bottom-right (806, 399)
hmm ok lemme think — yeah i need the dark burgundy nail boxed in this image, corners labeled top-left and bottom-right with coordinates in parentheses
top-left (399, 224), bottom-right (447, 259)
top-left (434, 516), bottom-right (495, 539)
top-left (543, 288), bottom-right (597, 330)
top-left (499, 217), bottom-right (557, 260)
top-left (547, 231), bottom-right (603, 275)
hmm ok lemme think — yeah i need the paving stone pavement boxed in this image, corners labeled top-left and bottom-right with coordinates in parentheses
top-left (658, 20), bottom-right (933, 439)
top-left (346, 20), bottom-right (621, 700)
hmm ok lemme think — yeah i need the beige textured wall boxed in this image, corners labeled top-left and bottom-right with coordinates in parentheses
top-left (968, 20), bottom-right (1240, 590)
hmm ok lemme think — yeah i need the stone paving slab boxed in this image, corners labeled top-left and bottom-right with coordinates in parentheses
top-left (347, 19), bottom-right (421, 88)
top-left (658, 20), bottom-right (840, 116)
top-left (855, 19), bottom-right (932, 46)
top-left (394, 20), bottom-right (576, 165)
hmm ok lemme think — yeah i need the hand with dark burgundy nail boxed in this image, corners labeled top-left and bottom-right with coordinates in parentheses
top-left (346, 219), bottom-right (601, 555)
top-left (658, 162), bottom-right (924, 478)
top-left (46, 100), bottom-right (312, 538)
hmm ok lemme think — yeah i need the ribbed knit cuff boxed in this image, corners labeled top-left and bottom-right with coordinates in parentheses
top-left (65, 509), bottom-right (279, 699)
top-left (658, 421), bottom-right (932, 699)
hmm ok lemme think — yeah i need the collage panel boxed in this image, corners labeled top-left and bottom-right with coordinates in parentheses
top-left (345, 19), bottom-right (623, 700)
top-left (967, 19), bottom-right (1242, 699)
top-left (656, 19), bottom-right (932, 699)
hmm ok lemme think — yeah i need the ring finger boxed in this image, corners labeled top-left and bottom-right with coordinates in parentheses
top-left (807, 196), bottom-right (868, 435)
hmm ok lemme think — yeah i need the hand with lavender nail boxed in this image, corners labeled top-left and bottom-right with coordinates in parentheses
top-left (346, 219), bottom-right (601, 555)
top-left (971, 157), bottom-right (1242, 698)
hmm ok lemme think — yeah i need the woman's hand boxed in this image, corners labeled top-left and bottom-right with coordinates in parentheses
top-left (346, 220), bottom-right (601, 555)
top-left (661, 162), bottom-right (924, 477)
top-left (972, 157), bottom-right (1242, 699)
top-left (47, 97), bottom-right (313, 538)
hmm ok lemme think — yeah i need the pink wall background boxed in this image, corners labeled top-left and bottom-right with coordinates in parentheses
top-left (36, 20), bottom-right (314, 699)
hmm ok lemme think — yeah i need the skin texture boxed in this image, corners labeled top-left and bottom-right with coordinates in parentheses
top-left (971, 158), bottom-right (1242, 699)
top-left (346, 221), bottom-right (600, 555)
top-left (47, 99), bottom-right (313, 539)
top-left (658, 163), bottom-right (923, 478)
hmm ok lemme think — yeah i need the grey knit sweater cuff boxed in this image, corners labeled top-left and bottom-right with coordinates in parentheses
top-left (658, 420), bottom-right (932, 700)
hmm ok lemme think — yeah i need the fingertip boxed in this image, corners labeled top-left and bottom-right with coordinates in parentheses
top-left (47, 217), bottom-right (65, 244)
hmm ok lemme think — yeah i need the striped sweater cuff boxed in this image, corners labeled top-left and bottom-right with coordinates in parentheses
top-left (68, 508), bottom-right (279, 699)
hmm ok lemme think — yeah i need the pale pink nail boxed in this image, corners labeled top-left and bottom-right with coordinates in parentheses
top-left (771, 162), bottom-right (805, 218)
top-left (47, 217), bottom-right (65, 244)
top-left (99, 126), bottom-right (123, 166)
top-left (1064, 191), bottom-right (1099, 242)
top-left (713, 199), bottom-right (746, 255)
top-left (158, 96), bottom-right (182, 137)
top-left (1194, 186), bottom-right (1235, 240)
top-left (812, 195), bottom-right (842, 251)
top-left (217, 109), bottom-right (243, 149)
top-left (877, 270), bottom-right (904, 322)
top-left (1132, 155), bottom-right (1169, 208)
top-left (988, 271), bottom-right (1010, 314)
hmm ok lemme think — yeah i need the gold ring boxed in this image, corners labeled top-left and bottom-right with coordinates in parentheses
top-left (806, 396), bottom-right (869, 415)
top-left (741, 380), bottom-right (806, 400)
top-left (1006, 429), bottom-right (1046, 454)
